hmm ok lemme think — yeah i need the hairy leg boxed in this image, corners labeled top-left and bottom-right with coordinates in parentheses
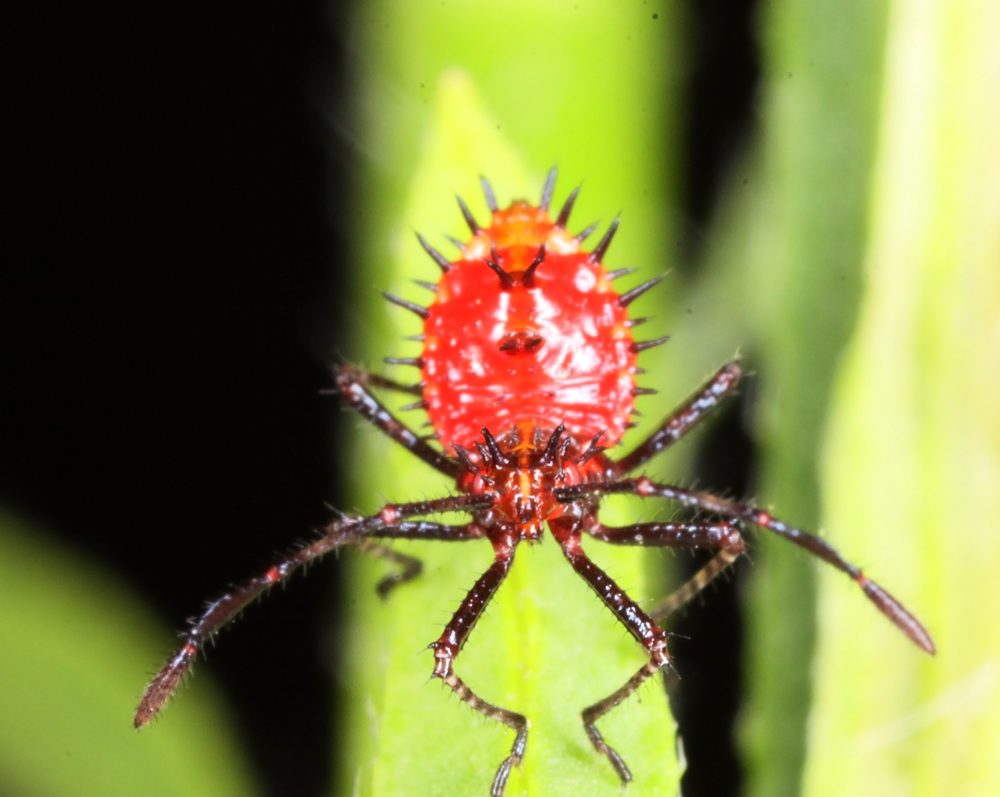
top-left (134, 492), bottom-right (493, 727)
top-left (557, 478), bottom-right (935, 654)
top-left (579, 518), bottom-right (746, 621)
top-left (429, 538), bottom-right (527, 797)
top-left (336, 364), bottom-right (462, 479)
top-left (551, 518), bottom-right (674, 783)
top-left (613, 359), bottom-right (741, 476)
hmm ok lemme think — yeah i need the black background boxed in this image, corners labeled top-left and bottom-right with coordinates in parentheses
top-left (2, 2), bottom-right (758, 795)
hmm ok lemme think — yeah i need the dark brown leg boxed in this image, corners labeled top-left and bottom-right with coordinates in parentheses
top-left (359, 521), bottom-right (487, 598)
top-left (579, 519), bottom-right (746, 621)
top-left (556, 478), bottom-right (935, 654)
top-left (135, 493), bottom-right (492, 728)
top-left (551, 521), bottom-right (673, 783)
top-left (614, 359), bottom-right (741, 475)
top-left (336, 365), bottom-right (462, 479)
top-left (430, 540), bottom-right (527, 797)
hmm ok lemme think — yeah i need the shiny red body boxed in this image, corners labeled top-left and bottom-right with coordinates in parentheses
top-left (422, 201), bottom-right (637, 451)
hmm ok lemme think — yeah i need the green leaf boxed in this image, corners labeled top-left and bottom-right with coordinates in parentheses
top-left (338, 2), bottom-right (685, 793)
top-left (0, 507), bottom-right (259, 797)
top-left (805, 2), bottom-right (1000, 793)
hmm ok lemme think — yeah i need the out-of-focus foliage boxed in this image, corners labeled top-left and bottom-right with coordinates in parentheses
top-left (805, 1), bottom-right (1000, 794)
top-left (0, 508), bottom-right (258, 797)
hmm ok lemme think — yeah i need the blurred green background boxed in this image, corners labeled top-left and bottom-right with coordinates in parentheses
top-left (3, 0), bottom-right (998, 796)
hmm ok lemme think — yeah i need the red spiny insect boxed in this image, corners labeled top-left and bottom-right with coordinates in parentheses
top-left (135, 169), bottom-right (935, 795)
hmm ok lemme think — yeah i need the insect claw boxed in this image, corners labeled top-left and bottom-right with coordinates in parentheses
top-left (399, 400), bottom-right (428, 412)
top-left (625, 317), bottom-right (649, 328)
top-left (540, 166), bottom-right (558, 211)
top-left (413, 279), bottom-right (438, 293)
top-left (480, 176), bottom-right (498, 213)
top-left (589, 217), bottom-right (620, 263)
top-left (555, 185), bottom-right (581, 227)
top-left (631, 386), bottom-right (659, 396)
top-left (416, 232), bottom-right (452, 273)
top-left (456, 195), bottom-right (482, 234)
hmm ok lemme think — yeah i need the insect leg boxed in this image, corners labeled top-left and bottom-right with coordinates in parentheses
top-left (613, 359), bottom-right (741, 475)
top-left (337, 364), bottom-right (462, 479)
top-left (134, 492), bottom-right (493, 728)
top-left (581, 520), bottom-right (746, 620)
top-left (358, 520), bottom-right (486, 598)
top-left (550, 518), bottom-right (674, 784)
top-left (429, 538), bottom-right (526, 797)
top-left (558, 478), bottom-right (936, 654)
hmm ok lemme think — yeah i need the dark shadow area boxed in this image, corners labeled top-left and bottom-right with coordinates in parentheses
top-left (3, 3), bottom-right (347, 795)
top-left (665, 2), bottom-right (762, 795)
top-left (679, 0), bottom-right (762, 270)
